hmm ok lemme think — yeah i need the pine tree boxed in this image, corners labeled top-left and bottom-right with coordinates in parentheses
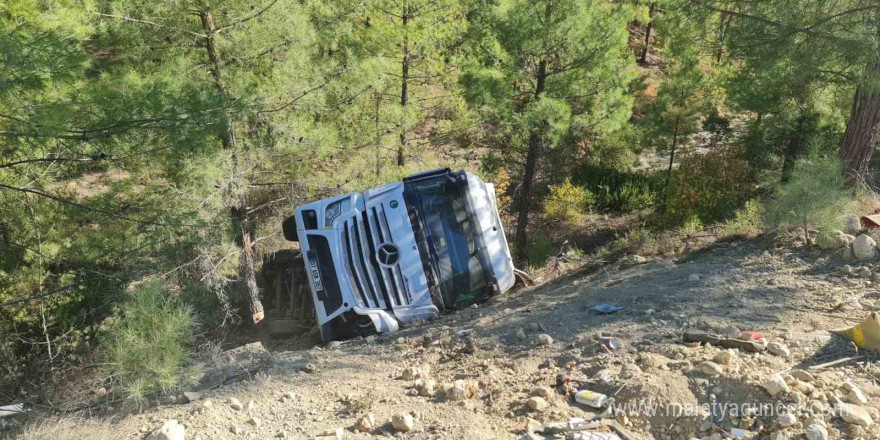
top-left (461, 0), bottom-right (636, 265)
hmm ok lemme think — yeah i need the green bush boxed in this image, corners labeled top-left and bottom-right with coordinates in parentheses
top-left (764, 154), bottom-right (855, 241)
top-left (720, 199), bottom-right (764, 239)
top-left (528, 234), bottom-right (554, 267)
top-left (572, 164), bottom-right (662, 213)
top-left (612, 227), bottom-right (659, 256)
top-left (103, 280), bottom-right (197, 401)
top-left (544, 179), bottom-right (595, 224)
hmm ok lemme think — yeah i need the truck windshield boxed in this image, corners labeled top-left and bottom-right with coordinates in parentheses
top-left (404, 174), bottom-right (492, 308)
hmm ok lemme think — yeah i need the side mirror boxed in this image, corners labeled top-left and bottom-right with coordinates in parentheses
top-left (282, 215), bottom-right (298, 242)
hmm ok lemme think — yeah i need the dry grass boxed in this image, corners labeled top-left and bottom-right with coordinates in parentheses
top-left (17, 416), bottom-right (115, 440)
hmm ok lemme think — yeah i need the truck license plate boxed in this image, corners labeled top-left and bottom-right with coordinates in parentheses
top-left (308, 257), bottom-right (324, 291)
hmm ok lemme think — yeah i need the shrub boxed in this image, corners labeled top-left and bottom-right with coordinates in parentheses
top-left (544, 179), bottom-right (595, 224)
top-left (612, 227), bottom-right (659, 256)
top-left (571, 164), bottom-right (663, 213)
top-left (103, 280), bottom-right (197, 402)
top-left (764, 154), bottom-right (855, 242)
top-left (665, 148), bottom-right (751, 225)
top-left (528, 234), bottom-right (554, 267)
top-left (720, 199), bottom-right (764, 239)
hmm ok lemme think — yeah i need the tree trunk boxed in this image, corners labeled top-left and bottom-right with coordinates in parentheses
top-left (781, 115), bottom-right (808, 182)
top-left (398, 10), bottom-right (409, 167)
top-left (663, 116), bottom-right (681, 196)
top-left (638, 3), bottom-right (656, 65)
top-left (841, 60), bottom-right (880, 181)
top-left (514, 58), bottom-right (548, 266)
top-left (238, 210), bottom-right (265, 324)
top-left (200, 9), bottom-right (264, 324)
top-left (715, 11), bottom-right (732, 63)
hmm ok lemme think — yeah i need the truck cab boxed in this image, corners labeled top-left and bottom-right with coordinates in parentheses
top-left (282, 168), bottom-right (515, 342)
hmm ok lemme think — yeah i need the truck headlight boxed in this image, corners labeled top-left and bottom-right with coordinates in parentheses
top-left (325, 201), bottom-right (342, 228)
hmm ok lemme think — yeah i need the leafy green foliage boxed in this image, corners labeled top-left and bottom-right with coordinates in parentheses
top-left (544, 179), bottom-right (595, 225)
top-left (721, 199), bottom-right (765, 239)
top-left (665, 148), bottom-right (751, 225)
top-left (572, 165), bottom-right (663, 212)
top-left (765, 154), bottom-right (856, 239)
top-left (104, 281), bottom-right (197, 401)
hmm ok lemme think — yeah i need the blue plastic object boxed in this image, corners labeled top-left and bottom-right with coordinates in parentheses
top-left (588, 304), bottom-right (622, 315)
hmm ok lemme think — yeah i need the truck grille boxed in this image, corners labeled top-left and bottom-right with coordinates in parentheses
top-left (341, 204), bottom-right (411, 310)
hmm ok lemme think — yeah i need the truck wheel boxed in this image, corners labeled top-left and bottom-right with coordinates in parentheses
top-left (282, 215), bottom-right (298, 242)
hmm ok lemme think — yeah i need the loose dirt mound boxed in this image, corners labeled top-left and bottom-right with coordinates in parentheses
top-left (18, 241), bottom-right (880, 440)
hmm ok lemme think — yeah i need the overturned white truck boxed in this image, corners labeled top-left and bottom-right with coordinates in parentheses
top-left (281, 168), bottom-right (515, 342)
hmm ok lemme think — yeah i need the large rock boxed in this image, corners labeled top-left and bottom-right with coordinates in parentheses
top-left (853, 234), bottom-right (877, 261)
top-left (845, 214), bottom-right (862, 235)
top-left (838, 403), bottom-right (873, 426)
top-left (147, 420), bottom-right (185, 440)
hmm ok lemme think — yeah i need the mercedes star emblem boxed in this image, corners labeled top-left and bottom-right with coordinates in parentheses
top-left (376, 242), bottom-right (401, 267)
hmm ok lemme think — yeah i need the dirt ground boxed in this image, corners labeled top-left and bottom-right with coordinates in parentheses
top-left (24, 239), bottom-right (880, 440)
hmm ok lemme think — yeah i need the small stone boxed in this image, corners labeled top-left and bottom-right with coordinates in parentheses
top-left (182, 391), bottom-right (202, 403)
top-left (689, 274), bottom-right (702, 282)
top-left (355, 413), bottom-right (376, 432)
top-left (768, 342), bottom-right (791, 357)
top-left (402, 366), bottom-right (421, 380)
top-left (319, 428), bottom-right (343, 439)
top-left (230, 425), bottom-right (243, 435)
top-left (764, 374), bottom-right (790, 397)
top-left (778, 413), bottom-right (797, 427)
top-left (417, 378), bottom-right (436, 397)
top-left (327, 340), bottom-right (342, 349)
top-left (392, 413), bottom-right (415, 432)
top-left (229, 397), bottom-right (244, 410)
top-left (300, 363), bottom-right (316, 373)
top-left (849, 386), bottom-right (869, 404)
top-left (842, 264), bottom-right (854, 274)
top-left (770, 431), bottom-right (792, 440)
top-left (838, 403), bottom-right (873, 426)
top-left (806, 424), bottom-right (829, 440)
top-left (202, 399), bottom-right (213, 408)
top-left (696, 361), bottom-right (724, 376)
top-left (791, 369), bottom-right (815, 382)
top-left (713, 350), bottom-right (734, 365)
top-left (248, 417), bottom-right (261, 427)
top-left (534, 387), bottom-right (552, 398)
top-left (534, 334), bottom-right (553, 346)
top-left (146, 420), bottom-right (185, 440)
top-left (515, 328), bottom-right (527, 340)
top-left (246, 400), bottom-right (255, 411)
top-left (526, 396), bottom-right (549, 411)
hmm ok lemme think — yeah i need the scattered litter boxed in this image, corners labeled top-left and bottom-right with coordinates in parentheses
top-left (830, 312), bottom-right (880, 352)
top-left (571, 432), bottom-right (621, 440)
top-left (589, 304), bottom-right (622, 315)
top-left (736, 330), bottom-right (764, 341)
top-left (575, 390), bottom-right (610, 408)
top-left (730, 427), bottom-right (750, 438)
top-left (683, 331), bottom-right (766, 353)
top-left (0, 404), bottom-right (24, 418)
top-left (599, 336), bottom-right (621, 351)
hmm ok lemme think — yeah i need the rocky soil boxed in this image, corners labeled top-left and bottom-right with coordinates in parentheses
top-left (64, 239), bottom-right (880, 439)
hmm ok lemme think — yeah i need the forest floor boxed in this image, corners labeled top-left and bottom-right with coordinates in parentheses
top-left (55, 237), bottom-right (880, 440)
